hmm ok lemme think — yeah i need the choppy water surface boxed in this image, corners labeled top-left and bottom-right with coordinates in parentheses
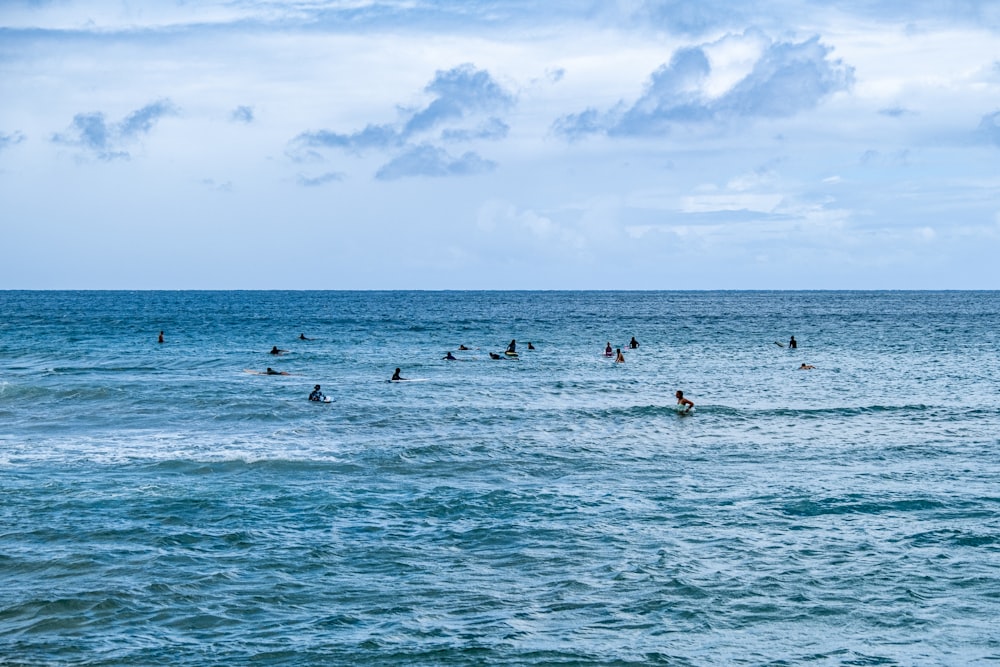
top-left (1, 291), bottom-right (998, 665)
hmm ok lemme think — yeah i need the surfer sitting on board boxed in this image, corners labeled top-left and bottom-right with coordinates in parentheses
top-left (158, 330), bottom-right (164, 344)
top-left (443, 351), bottom-right (457, 360)
top-left (391, 368), bottom-right (405, 381)
top-left (527, 342), bottom-right (535, 350)
top-left (309, 384), bottom-right (326, 401)
top-left (604, 342), bottom-right (613, 357)
top-left (629, 336), bottom-right (639, 349)
top-left (675, 390), bottom-right (694, 413)
top-left (789, 336), bottom-right (797, 349)
top-left (615, 348), bottom-right (625, 363)
top-left (506, 340), bottom-right (517, 354)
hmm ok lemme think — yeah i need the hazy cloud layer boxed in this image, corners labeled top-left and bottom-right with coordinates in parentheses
top-left (2, 1), bottom-right (999, 288)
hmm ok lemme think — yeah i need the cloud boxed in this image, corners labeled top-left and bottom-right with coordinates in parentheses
top-left (441, 117), bottom-right (509, 142)
top-left (295, 123), bottom-right (401, 153)
top-left (290, 63), bottom-right (513, 179)
top-left (374, 144), bottom-right (496, 180)
top-left (0, 131), bottom-right (26, 152)
top-left (51, 99), bottom-right (178, 160)
top-left (878, 106), bottom-right (915, 118)
top-left (231, 105), bottom-right (254, 123)
top-left (976, 111), bottom-right (1000, 146)
top-left (554, 35), bottom-right (853, 138)
top-left (401, 63), bottom-right (515, 137)
top-left (291, 64), bottom-right (513, 156)
top-left (296, 171), bottom-right (344, 187)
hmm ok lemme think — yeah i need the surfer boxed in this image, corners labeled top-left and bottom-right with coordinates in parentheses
top-left (489, 352), bottom-right (501, 360)
top-left (158, 330), bottom-right (164, 344)
top-left (675, 390), bottom-right (694, 413)
top-left (309, 384), bottom-right (327, 401)
top-left (265, 367), bottom-right (288, 375)
top-left (299, 333), bottom-right (311, 341)
top-left (789, 336), bottom-right (797, 349)
top-left (391, 368), bottom-right (404, 381)
top-left (798, 363), bottom-right (815, 370)
top-left (604, 342), bottom-right (613, 357)
top-left (629, 336), bottom-right (639, 349)
top-left (458, 345), bottom-right (470, 350)
top-left (527, 342), bottom-right (535, 350)
top-left (506, 340), bottom-right (517, 354)
top-left (615, 348), bottom-right (625, 363)
top-left (443, 351), bottom-right (457, 361)
top-left (270, 346), bottom-right (287, 355)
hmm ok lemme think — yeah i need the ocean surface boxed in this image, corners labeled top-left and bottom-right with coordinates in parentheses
top-left (1, 290), bottom-right (998, 666)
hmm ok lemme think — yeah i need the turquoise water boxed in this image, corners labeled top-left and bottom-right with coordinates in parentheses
top-left (1, 291), bottom-right (998, 665)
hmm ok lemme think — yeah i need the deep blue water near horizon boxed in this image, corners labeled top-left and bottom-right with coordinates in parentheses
top-left (1, 290), bottom-right (998, 666)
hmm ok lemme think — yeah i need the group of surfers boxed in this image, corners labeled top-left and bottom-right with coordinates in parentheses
top-left (160, 329), bottom-right (811, 413)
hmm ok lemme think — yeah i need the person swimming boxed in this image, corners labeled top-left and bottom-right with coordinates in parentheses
top-left (158, 331), bottom-right (164, 344)
top-left (604, 342), bottom-right (613, 357)
top-left (675, 390), bottom-right (694, 413)
top-left (308, 384), bottom-right (326, 401)
top-left (443, 351), bottom-right (457, 360)
top-left (615, 348), bottom-right (625, 363)
top-left (391, 368), bottom-right (404, 381)
top-left (629, 336), bottom-right (639, 349)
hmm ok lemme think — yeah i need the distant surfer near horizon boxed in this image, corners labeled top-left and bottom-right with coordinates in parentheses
top-left (308, 384), bottom-right (327, 401)
top-left (158, 331), bottom-right (164, 344)
top-left (798, 363), bottom-right (815, 370)
top-left (615, 348), bottom-right (625, 363)
top-left (299, 333), bottom-right (311, 341)
top-left (629, 336), bottom-right (639, 349)
top-left (604, 342), bottom-right (613, 357)
top-left (270, 346), bottom-right (287, 355)
top-left (675, 390), bottom-right (694, 413)
top-left (391, 368), bottom-right (404, 381)
top-left (789, 336), bottom-right (797, 349)
top-left (443, 351), bottom-right (457, 361)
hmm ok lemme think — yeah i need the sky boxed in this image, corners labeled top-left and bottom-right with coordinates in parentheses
top-left (2, 0), bottom-right (999, 289)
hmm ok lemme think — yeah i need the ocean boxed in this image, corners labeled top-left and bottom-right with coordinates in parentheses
top-left (1, 290), bottom-right (998, 665)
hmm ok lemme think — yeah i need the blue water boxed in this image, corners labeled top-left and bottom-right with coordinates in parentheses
top-left (1, 291), bottom-right (998, 665)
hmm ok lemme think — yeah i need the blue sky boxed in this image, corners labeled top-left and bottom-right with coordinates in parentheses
top-left (1, 0), bottom-right (999, 289)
